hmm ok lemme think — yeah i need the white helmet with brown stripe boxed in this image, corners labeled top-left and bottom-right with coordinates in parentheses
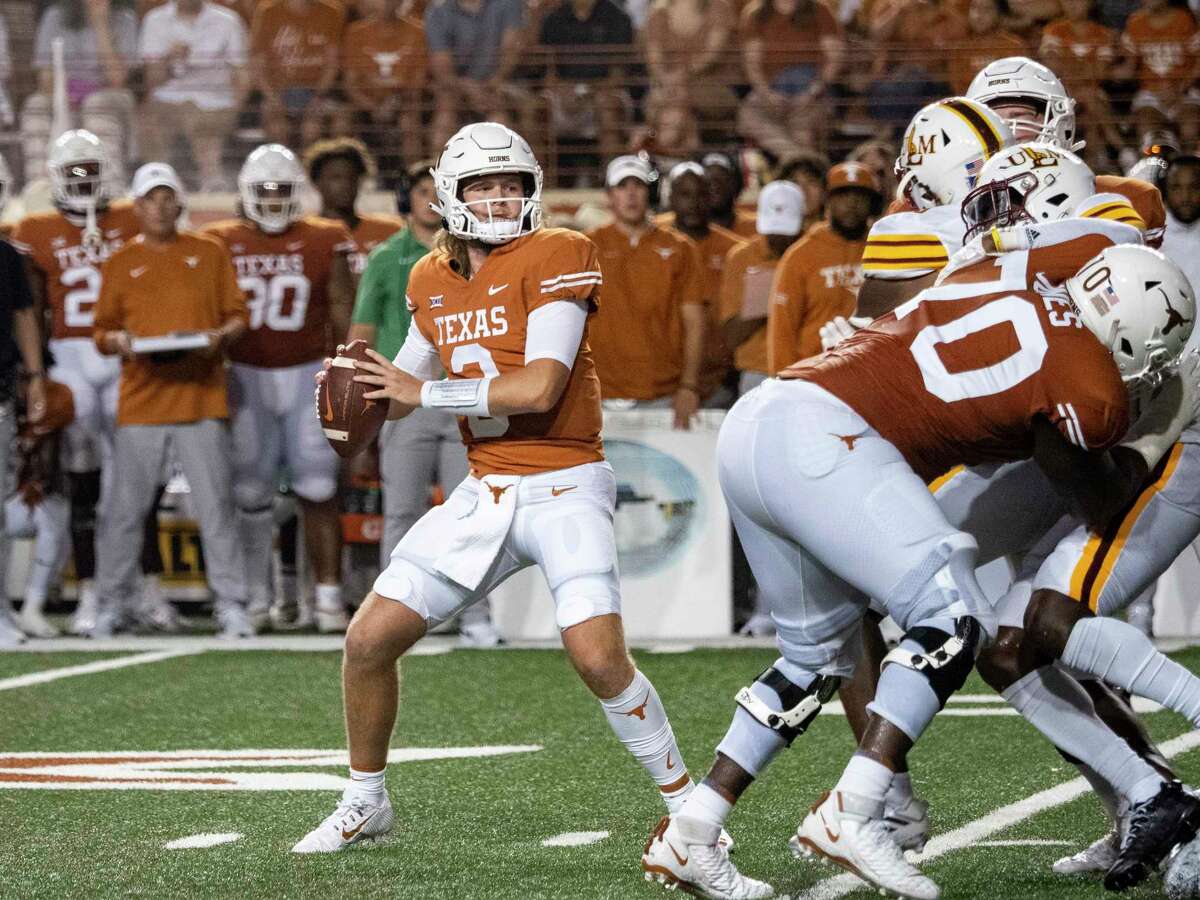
top-left (961, 142), bottom-right (1095, 241)
top-left (895, 97), bottom-right (1014, 212)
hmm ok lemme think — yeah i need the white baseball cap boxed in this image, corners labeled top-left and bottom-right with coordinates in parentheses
top-left (756, 180), bottom-right (805, 236)
top-left (131, 162), bottom-right (184, 199)
top-left (606, 154), bottom-right (657, 187)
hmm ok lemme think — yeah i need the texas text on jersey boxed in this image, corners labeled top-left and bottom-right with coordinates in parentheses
top-left (782, 232), bottom-right (1131, 481)
top-left (201, 216), bottom-right (355, 367)
top-left (405, 227), bottom-right (605, 476)
top-left (11, 201), bottom-right (141, 339)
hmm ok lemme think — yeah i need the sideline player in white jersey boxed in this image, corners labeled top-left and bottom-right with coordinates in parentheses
top-left (202, 144), bottom-right (355, 633)
top-left (644, 225), bottom-right (1196, 899)
top-left (293, 122), bottom-right (718, 860)
top-left (10, 130), bottom-right (173, 637)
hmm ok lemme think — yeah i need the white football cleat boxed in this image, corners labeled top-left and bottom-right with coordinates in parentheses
top-left (315, 602), bottom-right (349, 634)
top-left (737, 612), bottom-right (775, 638)
top-left (292, 795), bottom-right (395, 853)
top-left (459, 618), bottom-right (502, 648)
top-left (70, 583), bottom-right (100, 635)
top-left (792, 789), bottom-right (940, 900)
top-left (884, 794), bottom-right (931, 853)
top-left (18, 607), bottom-right (59, 639)
top-left (135, 594), bottom-right (186, 633)
top-left (215, 602), bottom-right (256, 639)
top-left (0, 613), bottom-right (27, 647)
top-left (246, 592), bottom-right (272, 633)
top-left (1166, 831), bottom-right (1200, 899)
top-left (1052, 829), bottom-right (1119, 875)
top-left (641, 815), bottom-right (773, 899)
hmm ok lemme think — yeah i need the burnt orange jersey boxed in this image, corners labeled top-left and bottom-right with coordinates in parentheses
top-left (719, 235), bottom-right (780, 375)
top-left (1040, 19), bottom-right (1117, 86)
top-left (350, 214), bottom-right (407, 277)
top-left (11, 202), bottom-right (142, 340)
top-left (407, 228), bottom-right (605, 477)
top-left (690, 224), bottom-right (746, 394)
top-left (251, 0), bottom-right (346, 89)
top-left (1096, 175), bottom-right (1166, 247)
top-left (1121, 8), bottom-right (1200, 97)
top-left (586, 222), bottom-right (707, 400)
top-left (93, 232), bottom-right (247, 427)
top-left (769, 223), bottom-right (866, 373)
top-left (341, 16), bottom-right (427, 102)
top-left (782, 233), bottom-right (1129, 481)
top-left (201, 216), bottom-right (354, 368)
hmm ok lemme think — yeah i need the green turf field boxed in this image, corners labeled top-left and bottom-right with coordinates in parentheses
top-left (2, 643), bottom-right (1198, 899)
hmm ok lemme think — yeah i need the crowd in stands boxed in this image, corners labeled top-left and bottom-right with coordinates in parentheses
top-left (0, 0), bottom-right (1194, 189)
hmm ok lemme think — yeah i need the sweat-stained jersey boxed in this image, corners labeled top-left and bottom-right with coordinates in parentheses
top-left (201, 216), bottom-right (354, 368)
top-left (349, 213), bottom-right (407, 277)
top-left (11, 202), bottom-right (141, 340)
top-left (782, 233), bottom-right (1130, 481)
top-left (405, 227), bottom-right (605, 477)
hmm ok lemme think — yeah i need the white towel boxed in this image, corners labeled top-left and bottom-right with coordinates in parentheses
top-left (433, 474), bottom-right (521, 590)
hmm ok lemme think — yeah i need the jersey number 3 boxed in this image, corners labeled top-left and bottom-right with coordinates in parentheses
top-left (909, 295), bottom-right (1049, 402)
top-left (451, 344), bottom-right (510, 439)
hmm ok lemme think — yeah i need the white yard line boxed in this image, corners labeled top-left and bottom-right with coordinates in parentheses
top-left (0, 648), bottom-right (201, 692)
top-left (799, 729), bottom-right (1200, 899)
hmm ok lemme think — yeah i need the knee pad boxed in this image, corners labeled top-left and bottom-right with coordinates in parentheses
top-left (885, 532), bottom-right (993, 638)
top-left (291, 474), bottom-right (337, 505)
top-left (552, 571), bottom-right (621, 630)
top-left (234, 480), bottom-right (275, 513)
top-left (881, 616), bottom-right (982, 709)
top-left (733, 664), bottom-right (840, 746)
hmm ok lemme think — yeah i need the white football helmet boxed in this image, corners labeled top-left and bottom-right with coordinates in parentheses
top-left (432, 122), bottom-right (543, 244)
top-left (895, 97), bottom-right (1013, 211)
top-left (967, 57), bottom-right (1079, 151)
top-left (962, 142), bottom-right (1095, 240)
top-left (239, 144), bottom-right (305, 234)
top-left (48, 129), bottom-right (110, 213)
top-left (1066, 245), bottom-right (1195, 393)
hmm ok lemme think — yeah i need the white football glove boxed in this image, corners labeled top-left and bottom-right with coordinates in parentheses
top-left (819, 315), bottom-right (871, 351)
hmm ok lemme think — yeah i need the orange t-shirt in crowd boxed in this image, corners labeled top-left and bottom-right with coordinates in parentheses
top-left (586, 222), bottom-right (707, 401)
top-left (948, 32), bottom-right (1028, 94)
top-left (1040, 18), bottom-right (1117, 87)
top-left (739, 0), bottom-right (841, 83)
top-left (349, 213), bottom-right (408, 277)
top-left (405, 228), bottom-right (605, 477)
top-left (201, 215), bottom-right (354, 368)
top-left (93, 232), bottom-right (248, 426)
top-left (686, 224), bottom-right (746, 395)
top-left (1121, 8), bottom-right (1200, 98)
top-left (767, 222), bottom-right (866, 374)
top-left (341, 16), bottom-right (428, 103)
top-left (11, 201), bottom-right (142, 341)
top-left (719, 235), bottom-right (782, 375)
top-left (883, 0), bottom-right (969, 80)
top-left (251, 0), bottom-right (346, 89)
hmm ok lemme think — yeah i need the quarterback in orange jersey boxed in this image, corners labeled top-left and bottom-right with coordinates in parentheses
top-left (642, 232), bottom-right (1197, 898)
top-left (302, 138), bottom-right (406, 279)
top-left (293, 123), bottom-right (714, 860)
top-left (9, 129), bottom-right (173, 638)
top-left (202, 143), bottom-right (355, 633)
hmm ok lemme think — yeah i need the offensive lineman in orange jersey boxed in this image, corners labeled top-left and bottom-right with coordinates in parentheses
top-left (642, 231), bottom-right (1197, 898)
top-left (293, 122), bottom-right (715, 860)
top-left (202, 143), bottom-right (355, 633)
top-left (302, 137), bottom-right (406, 280)
top-left (10, 129), bottom-right (172, 637)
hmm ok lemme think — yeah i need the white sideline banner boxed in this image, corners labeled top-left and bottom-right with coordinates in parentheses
top-left (489, 409), bottom-right (733, 641)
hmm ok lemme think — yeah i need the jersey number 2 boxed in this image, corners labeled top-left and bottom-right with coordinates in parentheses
top-left (909, 295), bottom-right (1049, 402)
top-left (451, 344), bottom-right (510, 439)
top-left (62, 266), bottom-right (101, 329)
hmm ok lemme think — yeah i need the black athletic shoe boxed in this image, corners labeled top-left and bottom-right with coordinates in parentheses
top-left (1105, 780), bottom-right (1200, 892)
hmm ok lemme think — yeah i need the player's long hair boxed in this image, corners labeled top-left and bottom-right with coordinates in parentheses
top-left (437, 230), bottom-right (473, 278)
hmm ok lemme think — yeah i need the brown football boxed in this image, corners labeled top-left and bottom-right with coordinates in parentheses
top-left (318, 339), bottom-right (388, 459)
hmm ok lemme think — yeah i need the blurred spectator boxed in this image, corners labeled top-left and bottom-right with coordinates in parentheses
top-left (704, 151), bottom-right (758, 237)
top-left (948, 0), bottom-right (1028, 94)
top-left (425, 0), bottom-right (531, 150)
top-left (776, 149), bottom-right (830, 226)
top-left (861, 0), bottom-right (964, 129)
top-left (539, 0), bottom-right (635, 166)
top-left (1119, 0), bottom-right (1200, 149)
top-left (138, 0), bottom-right (250, 192)
top-left (1040, 0), bottom-right (1122, 150)
top-left (139, 0), bottom-right (256, 21)
top-left (847, 138), bottom-right (898, 201)
top-left (644, 0), bottom-right (739, 138)
top-left (1126, 127), bottom-right (1178, 186)
top-left (22, 0), bottom-right (137, 188)
top-left (250, 0), bottom-right (348, 149)
top-left (766, 161), bottom-right (879, 373)
top-left (1162, 154), bottom-right (1200, 293)
top-left (721, 180), bottom-right (804, 395)
top-left (0, 14), bottom-right (13, 131)
top-left (342, 0), bottom-right (427, 171)
top-left (586, 155), bottom-right (707, 429)
top-left (303, 137), bottom-right (406, 278)
top-left (661, 161), bottom-right (745, 406)
top-left (737, 0), bottom-right (844, 157)
top-left (91, 164), bottom-right (250, 637)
